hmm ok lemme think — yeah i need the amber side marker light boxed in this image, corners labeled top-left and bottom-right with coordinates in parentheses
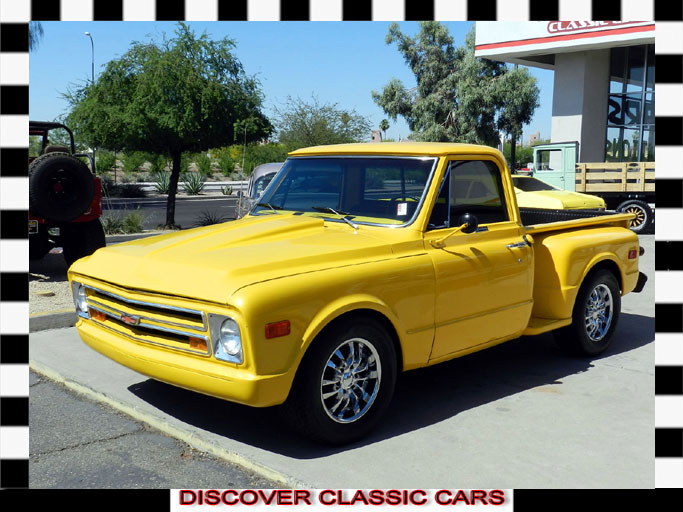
top-left (265, 320), bottom-right (291, 339)
top-left (189, 337), bottom-right (208, 351)
top-left (89, 309), bottom-right (107, 322)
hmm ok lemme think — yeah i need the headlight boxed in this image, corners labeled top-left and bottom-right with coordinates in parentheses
top-left (209, 315), bottom-right (243, 364)
top-left (71, 281), bottom-right (89, 318)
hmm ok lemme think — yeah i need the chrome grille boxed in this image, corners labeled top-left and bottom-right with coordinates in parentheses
top-left (84, 285), bottom-right (211, 356)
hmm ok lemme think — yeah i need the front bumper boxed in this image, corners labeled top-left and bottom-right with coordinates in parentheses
top-left (76, 318), bottom-right (293, 407)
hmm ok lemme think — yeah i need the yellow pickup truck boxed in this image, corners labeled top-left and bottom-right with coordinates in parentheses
top-left (69, 143), bottom-right (647, 444)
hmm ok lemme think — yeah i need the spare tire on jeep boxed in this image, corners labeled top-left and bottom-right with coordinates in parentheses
top-left (29, 152), bottom-right (94, 223)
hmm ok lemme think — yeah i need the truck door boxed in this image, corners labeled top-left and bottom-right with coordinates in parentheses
top-left (533, 143), bottom-right (578, 191)
top-left (424, 158), bottom-right (534, 362)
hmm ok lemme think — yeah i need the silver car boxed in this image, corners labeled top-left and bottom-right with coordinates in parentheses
top-left (234, 162), bottom-right (283, 219)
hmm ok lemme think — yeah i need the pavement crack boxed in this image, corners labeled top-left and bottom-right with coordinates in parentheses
top-left (30, 429), bottom-right (143, 457)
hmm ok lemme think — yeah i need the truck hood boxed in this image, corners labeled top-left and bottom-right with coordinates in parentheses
top-left (515, 190), bottom-right (605, 210)
top-left (71, 214), bottom-right (394, 304)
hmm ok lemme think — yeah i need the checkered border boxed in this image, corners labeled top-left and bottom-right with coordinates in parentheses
top-left (1, 0), bottom-right (681, 490)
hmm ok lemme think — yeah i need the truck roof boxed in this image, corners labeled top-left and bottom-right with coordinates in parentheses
top-left (289, 142), bottom-right (504, 158)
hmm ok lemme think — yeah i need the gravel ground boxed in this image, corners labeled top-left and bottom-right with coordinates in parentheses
top-left (29, 248), bottom-right (74, 315)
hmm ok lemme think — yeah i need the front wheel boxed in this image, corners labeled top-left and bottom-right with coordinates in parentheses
top-left (283, 318), bottom-right (397, 445)
top-left (553, 270), bottom-right (621, 357)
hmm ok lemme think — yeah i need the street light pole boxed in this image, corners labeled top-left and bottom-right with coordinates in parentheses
top-left (85, 32), bottom-right (95, 167)
top-left (85, 32), bottom-right (94, 84)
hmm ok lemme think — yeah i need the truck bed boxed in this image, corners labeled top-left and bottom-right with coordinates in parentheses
top-left (519, 207), bottom-right (633, 234)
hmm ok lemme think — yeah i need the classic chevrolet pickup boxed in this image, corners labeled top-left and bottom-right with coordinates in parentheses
top-left (70, 143), bottom-right (646, 444)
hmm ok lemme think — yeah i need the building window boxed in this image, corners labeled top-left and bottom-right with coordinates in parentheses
top-left (606, 45), bottom-right (654, 162)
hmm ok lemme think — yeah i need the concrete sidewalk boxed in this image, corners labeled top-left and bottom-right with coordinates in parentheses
top-left (30, 320), bottom-right (654, 489)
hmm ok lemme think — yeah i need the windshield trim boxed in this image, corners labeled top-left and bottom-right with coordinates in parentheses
top-left (250, 155), bottom-right (440, 229)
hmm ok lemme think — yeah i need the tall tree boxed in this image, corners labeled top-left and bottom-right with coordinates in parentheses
top-left (379, 119), bottom-right (390, 140)
top-left (372, 23), bottom-right (539, 150)
top-left (274, 96), bottom-right (372, 150)
top-left (64, 23), bottom-right (271, 227)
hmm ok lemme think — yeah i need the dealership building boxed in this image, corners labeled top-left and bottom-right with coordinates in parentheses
top-left (475, 21), bottom-right (655, 164)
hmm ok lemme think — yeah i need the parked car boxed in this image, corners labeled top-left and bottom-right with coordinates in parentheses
top-left (70, 142), bottom-right (646, 444)
top-left (512, 175), bottom-right (606, 210)
top-left (28, 121), bottom-right (105, 266)
top-left (234, 162), bottom-right (283, 219)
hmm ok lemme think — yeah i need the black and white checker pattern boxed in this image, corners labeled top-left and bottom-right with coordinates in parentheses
top-left (1, 0), bottom-right (681, 490)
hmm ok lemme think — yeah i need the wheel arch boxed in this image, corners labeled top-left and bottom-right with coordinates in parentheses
top-left (565, 256), bottom-right (624, 315)
top-left (295, 300), bottom-right (405, 383)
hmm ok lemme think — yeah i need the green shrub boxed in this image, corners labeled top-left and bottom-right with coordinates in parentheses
top-left (101, 214), bottom-right (125, 235)
top-left (146, 153), bottom-right (170, 174)
top-left (152, 170), bottom-right (171, 194)
top-left (95, 151), bottom-right (116, 175)
top-left (183, 172), bottom-right (206, 195)
top-left (221, 185), bottom-right (233, 196)
top-left (193, 210), bottom-right (228, 227)
top-left (101, 210), bottom-right (145, 234)
top-left (122, 209), bottom-right (145, 233)
top-left (196, 153), bottom-right (213, 176)
top-left (122, 151), bottom-right (146, 174)
top-left (216, 150), bottom-right (235, 177)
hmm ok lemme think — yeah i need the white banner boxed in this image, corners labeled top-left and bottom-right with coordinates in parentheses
top-left (172, 489), bottom-right (514, 511)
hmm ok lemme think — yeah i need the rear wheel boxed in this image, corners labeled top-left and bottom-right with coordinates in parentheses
top-left (553, 270), bottom-right (621, 357)
top-left (283, 318), bottom-right (397, 444)
top-left (617, 199), bottom-right (652, 233)
top-left (61, 219), bottom-right (106, 267)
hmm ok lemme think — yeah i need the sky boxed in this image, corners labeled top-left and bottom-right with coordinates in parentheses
top-left (29, 21), bottom-right (554, 145)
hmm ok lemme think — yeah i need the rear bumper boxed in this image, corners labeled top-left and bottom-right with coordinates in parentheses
top-left (76, 318), bottom-right (293, 407)
top-left (632, 272), bottom-right (648, 293)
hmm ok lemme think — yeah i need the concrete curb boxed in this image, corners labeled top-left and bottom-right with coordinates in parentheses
top-left (29, 361), bottom-right (304, 488)
top-left (29, 309), bottom-right (77, 333)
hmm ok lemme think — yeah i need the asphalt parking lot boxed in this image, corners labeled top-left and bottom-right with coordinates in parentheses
top-left (29, 234), bottom-right (654, 489)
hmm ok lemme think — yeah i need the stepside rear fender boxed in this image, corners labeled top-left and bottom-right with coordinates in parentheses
top-left (531, 226), bottom-right (639, 319)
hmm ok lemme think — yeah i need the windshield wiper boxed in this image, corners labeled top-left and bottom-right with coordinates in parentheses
top-left (311, 206), bottom-right (359, 230)
top-left (256, 202), bottom-right (282, 214)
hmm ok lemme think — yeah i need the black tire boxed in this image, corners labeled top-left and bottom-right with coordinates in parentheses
top-left (283, 317), bottom-right (397, 445)
top-left (29, 228), bottom-right (52, 260)
top-left (62, 219), bottom-right (106, 267)
top-left (29, 152), bottom-right (94, 223)
top-left (617, 199), bottom-right (652, 234)
top-left (553, 269), bottom-right (621, 357)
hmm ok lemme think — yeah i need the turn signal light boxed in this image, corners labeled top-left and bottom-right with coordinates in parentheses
top-left (189, 337), bottom-right (208, 351)
top-left (628, 249), bottom-right (638, 259)
top-left (265, 320), bottom-right (290, 339)
top-left (89, 309), bottom-right (107, 322)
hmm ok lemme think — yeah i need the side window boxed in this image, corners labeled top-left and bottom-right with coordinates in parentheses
top-left (450, 160), bottom-right (509, 225)
top-left (536, 149), bottom-right (563, 171)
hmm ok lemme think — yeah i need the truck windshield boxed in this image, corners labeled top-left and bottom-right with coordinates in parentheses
top-left (253, 156), bottom-right (437, 225)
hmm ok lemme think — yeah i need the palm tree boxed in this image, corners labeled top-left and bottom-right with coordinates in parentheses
top-left (379, 119), bottom-right (389, 141)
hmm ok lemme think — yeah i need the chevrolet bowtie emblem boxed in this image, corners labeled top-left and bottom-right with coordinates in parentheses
top-left (120, 314), bottom-right (140, 326)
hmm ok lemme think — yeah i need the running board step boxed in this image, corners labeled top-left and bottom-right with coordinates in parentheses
top-left (523, 317), bottom-right (572, 336)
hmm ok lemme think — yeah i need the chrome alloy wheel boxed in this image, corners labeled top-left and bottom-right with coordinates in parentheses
top-left (320, 337), bottom-right (382, 424)
top-left (584, 284), bottom-right (614, 342)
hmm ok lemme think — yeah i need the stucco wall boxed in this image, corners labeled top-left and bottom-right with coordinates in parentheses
top-left (551, 50), bottom-right (610, 162)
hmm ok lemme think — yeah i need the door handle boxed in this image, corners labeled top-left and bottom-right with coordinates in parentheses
top-left (506, 235), bottom-right (533, 249)
top-left (506, 241), bottom-right (528, 249)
